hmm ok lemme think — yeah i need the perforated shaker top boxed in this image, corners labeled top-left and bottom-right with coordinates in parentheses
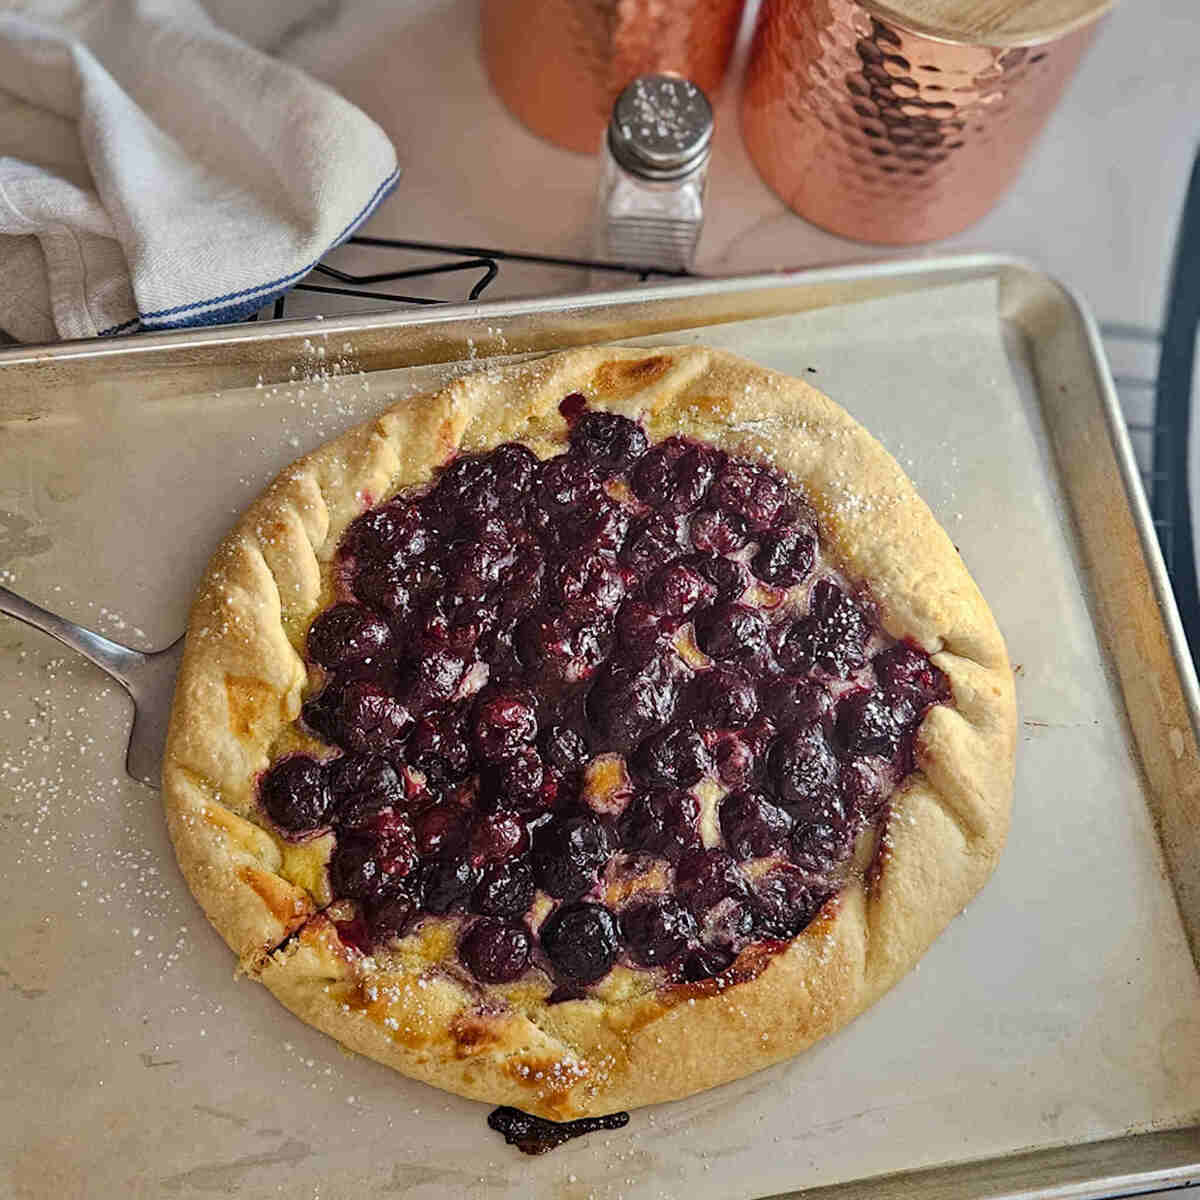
top-left (608, 76), bottom-right (714, 180)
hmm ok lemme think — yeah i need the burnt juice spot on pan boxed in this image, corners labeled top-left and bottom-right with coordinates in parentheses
top-left (487, 1106), bottom-right (631, 1154)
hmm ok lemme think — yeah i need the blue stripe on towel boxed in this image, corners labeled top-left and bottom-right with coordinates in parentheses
top-left (98, 165), bottom-right (401, 336)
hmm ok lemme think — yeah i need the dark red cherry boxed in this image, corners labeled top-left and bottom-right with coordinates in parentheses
top-left (840, 757), bottom-right (888, 819)
top-left (260, 756), bottom-right (333, 834)
top-left (428, 453), bottom-right (501, 529)
top-left (345, 500), bottom-right (428, 564)
top-left (329, 755), bottom-right (408, 828)
top-left (710, 461), bottom-right (788, 531)
top-left (532, 814), bottom-right (612, 899)
top-left (328, 751), bottom-right (402, 799)
top-left (419, 594), bottom-right (496, 657)
top-left (386, 559), bottom-right (445, 613)
top-left (620, 897), bottom-right (696, 966)
top-left (836, 691), bottom-right (902, 756)
top-left (330, 835), bottom-right (415, 903)
top-left (693, 603), bottom-right (768, 662)
top-left (586, 659), bottom-right (680, 753)
top-left (300, 683), bottom-right (344, 742)
top-left (353, 558), bottom-right (414, 621)
top-left (403, 649), bottom-right (468, 712)
top-left (759, 676), bottom-right (832, 729)
top-left (473, 857), bottom-right (536, 919)
top-left (408, 708), bottom-right (472, 784)
top-left (874, 644), bottom-right (948, 707)
top-left (753, 529), bottom-right (816, 586)
top-left (617, 788), bottom-right (700, 862)
top-left (681, 944), bottom-right (735, 981)
top-left (412, 804), bottom-right (471, 858)
top-left (675, 849), bottom-right (753, 947)
top-left (689, 509), bottom-right (750, 555)
top-left (644, 562), bottom-right (713, 616)
top-left (621, 512), bottom-right (687, 574)
top-left (569, 411), bottom-right (648, 473)
top-left (499, 541), bottom-right (546, 623)
top-left (420, 856), bottom-right (480, 914)
top-left (532, 764), bottom-right (566, 814)
top-left (559, 391), bottom-right (588, 423)
top-left (613, 601), bottom-right (675, 664)
top-left (631, 437), bottom-right (720, 513)
top-left (790, 819), bottom-right (854, 875)
top-left (689, 667), bottom-right (758, 728)
top-left (542, 724), bottom-right (590, 776)
top-left (769, 724), bottom-right (840, 820)
top-left (540, 902), bottom-right (620, 984)
top-left (689, 554), bottom-right (749, 604)
top-left (741, 713), bottom-right (779, 759)
top-left (448, 532), bottom-right (515, 599)
top-left (516, 611), bottom-right (610, 687)
top-left (719, 790), bottom-right (793, 859)
top-left (634, 724), bottom-right (711, 788)
top-left (714, 735), bottom-right (758, 789)
top-left (537, 454), bottom-right (605, 514)
top-left (334, 912), bottom-right (374, 954)
top-left (460, 919), bottom-right (531, 983)
top-left (483, 746), bottom-right (548, 812)
top-left (489, 442), bottom-right (539, 512)
top-left (337, 682), bottom-right (414, 754)
top-left (347, 806), bottom-right (417, 851)
top-left (307, 603), bottom-right (393, 669)
top-left (888, 689), bottom-right (921, 736)
top-left (552, 551), bottom-right (628, 614)
top-left (473, 688), bottom-right (538, 761)
top-left (567, 495), bottom-right (631, 555)
top-left (368, 894), bottom-right (420, 943)
top-left (778, 580), bottom-right (869, 677)
top-left (751, 866), bottom-right (827, 937)
top-left (334, 913), bottom-right (375, 955)
top-left (469, 809), bottom-right (529, 866)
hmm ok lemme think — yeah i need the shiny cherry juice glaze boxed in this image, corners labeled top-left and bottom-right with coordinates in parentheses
top-left (260, 401), bottom-right (950, 990)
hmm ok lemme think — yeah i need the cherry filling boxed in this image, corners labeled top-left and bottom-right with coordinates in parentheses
top-left (257, 405), bottom-right (950, 991)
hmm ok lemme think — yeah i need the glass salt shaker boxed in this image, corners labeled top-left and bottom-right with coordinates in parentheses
top-left (593, 75), bottom-right (713, 273)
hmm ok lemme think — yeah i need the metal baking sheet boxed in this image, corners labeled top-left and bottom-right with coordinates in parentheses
top-left (1, 258), bottom-right (1198, 1200)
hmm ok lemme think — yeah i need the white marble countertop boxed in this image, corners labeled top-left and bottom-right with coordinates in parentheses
top-left (203, 0), bottom-right (1200, 332)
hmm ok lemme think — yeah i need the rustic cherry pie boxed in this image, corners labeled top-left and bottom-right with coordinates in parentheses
top-left (164, 346), bottom-right (1014, 1120)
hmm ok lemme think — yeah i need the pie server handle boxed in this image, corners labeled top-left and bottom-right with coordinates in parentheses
top-left (0, 583), bottom-right (149, 689)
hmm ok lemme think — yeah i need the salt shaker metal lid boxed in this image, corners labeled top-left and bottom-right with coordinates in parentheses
top-left (607, 75), bottom-right (713, 181)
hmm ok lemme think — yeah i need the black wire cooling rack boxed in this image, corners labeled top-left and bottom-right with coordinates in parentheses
top-left (255, 229), bottom-right (1200, 666)
top-left (258, 236), bottom-right (689, 318)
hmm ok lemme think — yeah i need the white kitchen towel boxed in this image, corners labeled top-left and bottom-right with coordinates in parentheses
top-left (0, 0), bottom-right (399, 343)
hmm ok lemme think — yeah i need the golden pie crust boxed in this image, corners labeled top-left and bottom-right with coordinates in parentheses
top-left (163, 345), bottom-right (1015, 1119)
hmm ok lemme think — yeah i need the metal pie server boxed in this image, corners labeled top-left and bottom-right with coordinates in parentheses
top-left (0, 585), bottom-right (183, 788)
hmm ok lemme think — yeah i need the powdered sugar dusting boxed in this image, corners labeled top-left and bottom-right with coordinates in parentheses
top-left (1, 647), bottom-right (189, 959)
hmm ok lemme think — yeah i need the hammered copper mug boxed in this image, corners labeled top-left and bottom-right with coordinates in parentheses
top-left (741, 0), bottom-right (1113, 243)
top-left (482, 0), bottom-right (748, 154)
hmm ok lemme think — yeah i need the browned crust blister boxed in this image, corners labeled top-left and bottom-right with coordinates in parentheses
top-left (163, 345), bottom-right (1016, 1117)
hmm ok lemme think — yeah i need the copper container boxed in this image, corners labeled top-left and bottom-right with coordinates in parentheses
top-left (740, 0), bottom-right (1110, 244)
top-left (482, 0), bottom-right (748, 154)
